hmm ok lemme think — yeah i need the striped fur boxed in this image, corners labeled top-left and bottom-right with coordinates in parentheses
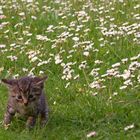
top-left (2, 76), bottom-right (49, 128)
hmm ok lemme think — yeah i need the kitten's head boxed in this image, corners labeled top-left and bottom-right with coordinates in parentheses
top-left (2, 76), bottom-right (47, 106)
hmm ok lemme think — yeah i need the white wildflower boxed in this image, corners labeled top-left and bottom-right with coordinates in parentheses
top-left (101, 73), bottom-right (108, 78)
top-left (27, 0), bottom-right (33, 2)
top-left (19, 12), bottom-right (25, 16)
top-left (121, 70), bottom-right (131, 80)
top-left (31, 16), bottom-right (37, 20)
top-left (65, 82), bottom-right (70, 88)
top-left (119, 0), bottom-right (123, 2)
top-left (90, 68), bottom-right (100, 77)
top-left (0, 15), bottom-right (6, 19)
top-left (120, 85), bottom-right (127, 90)
top-left (37, 59), bottom-right (51, 66)
top-left (30, 56), bottom-right (38, 62)
top-left (39, 71), bottom-right (44, 74)
top-left (36, 35), bottom-right (50, 41)
top-left (13, 74), bottom-right (19, 79)
top-left (83, 51), bottom-right (89, 56)
top-left (0, 44), bottom-right (6, 48)
top-left (0, 67), bottom-right (4, 73)
top-left (27, 50), bottom-right (40, 59)
top-left (55, 54), bottom-right (62, 64)
top-left (28, 71), bottom-right (35, 77)
top-left (106, 68), bottom-right (119, 76)
top-left (53, 101), bottom-right (56, 105)
top-left (130, 55), bottom-right (139, 61)
top-left (22, 68), bottom-right (28, 72)
top-left (137, 75), bottom-right (140, 83)
top-left (72, 37), bottom-right (79, 42)
top-left (124, 79), bottom-right (133, 86)
top-left (7, 55), bottom-right (17, 61)
top-left (112, 62), bottom-right (121, 68)
top-left (79, 61), bottom-right (87, 70)
top-left (61, 63), bottom-right (65, 67)
top-left (113, 92), bottom-right (118, 96)
top-left (124, 124), bottom-right (134, 131)
top-left (95, 60), bottom-right (103, 64)
top-left (74, 74), bottom-right (79, 80)
top-left (129, 61), bottom-right (140, 71)
top-left (87, 131), bottom-right (97, 138)
top-left (121, 58), bottom-right (128, 63)
top-left (89, 81), bottom-right (101, 89)
top-left (92, 92), bottom-right (98, 96)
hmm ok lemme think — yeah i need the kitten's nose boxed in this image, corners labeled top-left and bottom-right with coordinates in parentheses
top-left (23, 100), bottom-right (28, 106)
top-left (24, 102), bottom-right (28, 106)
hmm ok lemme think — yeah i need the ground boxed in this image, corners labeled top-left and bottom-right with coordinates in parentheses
top-left (0, 0), bottom-right (140, 139)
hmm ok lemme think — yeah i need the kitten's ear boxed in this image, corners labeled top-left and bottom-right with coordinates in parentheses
top-left (1, 79), bottom-right (17, 87)
top-left (33, 76), bottom-right (48, 86)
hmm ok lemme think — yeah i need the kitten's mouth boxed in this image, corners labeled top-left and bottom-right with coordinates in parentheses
top-left (18, 102), bottom-right (28, 107)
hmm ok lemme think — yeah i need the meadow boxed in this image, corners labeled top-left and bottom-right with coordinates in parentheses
top-left (0, 0), bottom-right (140, 139)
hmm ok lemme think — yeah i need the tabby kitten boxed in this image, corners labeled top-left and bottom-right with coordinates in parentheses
top-left (2, 76), bottom-right (49, 129)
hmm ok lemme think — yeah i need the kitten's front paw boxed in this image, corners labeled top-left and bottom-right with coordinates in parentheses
top-left (4, 124), bottom-right (10, 130)
top-left (26, 116), bottom-right (36, 129)
top-left (26, 123), bottom-right (34, 129)
top-left (40, 119), bottom-right (47, 127)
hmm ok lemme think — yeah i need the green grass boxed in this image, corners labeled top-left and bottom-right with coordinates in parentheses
top-left (0, 0), bottom-right (140, 139)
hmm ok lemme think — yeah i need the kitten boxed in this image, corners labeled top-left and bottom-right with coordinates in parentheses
top-left (2, 76), bottom-right (49, 129)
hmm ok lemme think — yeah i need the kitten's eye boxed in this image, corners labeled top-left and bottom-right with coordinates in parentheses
top-left (17, 95), bottom-right (22, 100)
top-left (28, 95), bottom-right (33, 99)
top-left (32, 88), bottom-right (39, 92)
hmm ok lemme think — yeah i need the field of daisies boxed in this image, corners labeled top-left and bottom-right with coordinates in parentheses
top-left (0, 0), bottom-right (140, 139)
